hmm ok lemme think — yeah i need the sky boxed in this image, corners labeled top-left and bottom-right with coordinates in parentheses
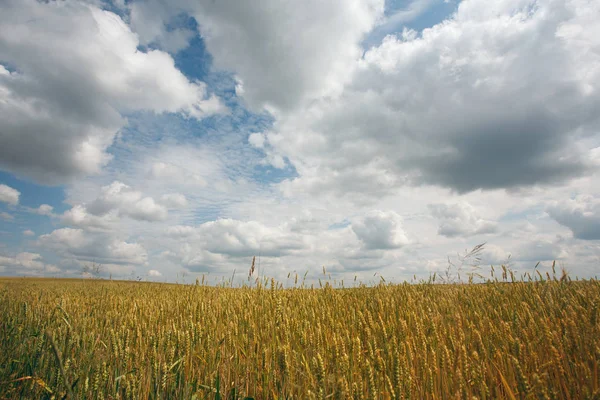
top-left (0, 0), bottom-right (599, 285)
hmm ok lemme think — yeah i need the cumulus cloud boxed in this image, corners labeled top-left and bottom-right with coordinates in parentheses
top-left (352, 210), bottom-right (409, 250)
top-left (514, 238), bottom-right (570, 263)
top-left (23, 229), bottom-right (35, 236)
top-left (547, 195), bottom-right (600, 240)
top-left (263, 0), bottom-right (600, 198)
top-left (125, 0), bottom-right (384, 111)
top-left (0, 252), bottom-right (43, 269)
top-left (161, 245), bottom-right (227, 273)
top-left (61, 205), bottom-right (113, 231)
top-left (0, 252), bottom-right (60, 275)
top-left (479, 244), bottom-right (512, 266)
top-left (0, 0), bottom-right (224, 183)
top-left (283, 210), bottom-right (328, 234)
top-left (39, 228), bottom-right (148, 265)
top-left (248, 133), bottom-right (266, 149)
top-left (39, 228), bottom-right (89, 249)
top-left (429, 202), bottom-right (498, 238)
top-left (3, 0), bottom-right (599, 283)
top-left (0, 184), bottom-right (19, 205)
top-left (159, 217), bottom-right (340, 273)
top-left (165, 225), bottom-right (198, 238)
top-left (148, 269), bottom-right (162, 277)
top-left (129, 1), bottom-right (195, 53)
top-left (205, 220), bottom-right (304, 257)
top-left (187, 219), bottom-right (305, 258)
top-left (37, 204), bottom-right (54, 216)
top-left (61, 182), bottom-right (168, 230)
top-left (86, 181), bottom-right (168, 222)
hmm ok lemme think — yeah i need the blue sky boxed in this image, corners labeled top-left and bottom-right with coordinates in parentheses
top-left (1, 0), bottom-right (599, 283)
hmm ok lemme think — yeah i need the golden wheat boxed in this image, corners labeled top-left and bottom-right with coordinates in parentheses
top-left (0, 275), bottom-right (599, 399)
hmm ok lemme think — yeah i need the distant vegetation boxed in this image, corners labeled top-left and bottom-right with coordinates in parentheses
top-left (1, 268), bottom-right (599, 399)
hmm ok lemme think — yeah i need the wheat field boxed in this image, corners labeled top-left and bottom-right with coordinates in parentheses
top-left (1, 273), bottom-right (599, 399)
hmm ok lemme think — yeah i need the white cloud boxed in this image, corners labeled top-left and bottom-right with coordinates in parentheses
top-left (151, 162), bottom-right (180, 179)
top-left (61, 205), bottom-right (113, 231)
top-left (261, 0), bottom-right (600, 199)
top-left (248, 133), bottom-right (266, 149)
top-left (547, 195), bottom-right (600, 240)
top-left (126, 197), bottom-right (168, 221)
top-left (37, 204), bottom-right (54, 216)
top-left (0, 0), bottom-right (224, 183)
top-left (514, 238), bottom-right (570, 263)
top-left (0, 184), bottom-right (19, 205)
top-left (165, 225), bottom-right (198, 238)
top-left (161, 245), bottom-right (227, 273)
top-left (129, 1), bottom-right (195, 53)
top-left (352, 210), bottom-right (409, 250)
top-left (429, 202), bottom-right (498, 238)
top-left (158, 217), bottom-right (366, 274)
top-left (196, 219), bottom-right (305, 257)
top-left (45, 264), bottom-right (61, 274)
top-left (0, 212), bottom-right (14, 221)
top-left (282, 210), bottom-right (328, 234)
top-left (364, 0), bottom-right (438, 47)
top-left (39, 228), bottom-right (89, 249)
top-left (480, 244), bottom-right (512, 266)
top-left (6, 252), bottom-right (43, 269)
top-left (160, 193), bottom-right (188, 209)
top-left (23, 229), bottom-right (35, 236)
top-left (0, 252), bottom-right (61, 275)
top-left (86, 181), bottom-right (168, 222)
top-left (60, 181), bottom-right (171, 231)
top-left (44, 178), bottom-right (600, 282)
top-left (148, 269), bottom-right (162, 277)
top-left (3, 0), bottom-right (599, 283)
top-left (39, 228), bottom-right (148, 265)
top-left (126, 0), bottom-right (385, 111)
top-left (149, 160), bottom-right (207, 187)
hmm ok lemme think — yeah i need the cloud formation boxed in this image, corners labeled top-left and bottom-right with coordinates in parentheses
top-left (0, 212), bottom-right (13, 221)
top-left (125, 0), bottom-right (385, 111)
top-left (37, 204), bottom-right (54, 216)
top-left (263, 0), bottom-right (600, 198)
top-left (547, 195), bottom-right (600, 240)
top-left (0, 184), bottom-right (19, 205)
top-left (429, 202), bottom-right (497, 238)
top-left (85, 181), bottom-right (168, 222)
top-left (1, 0), bottom-right (599, 283)
top-left (0, 252), bottom-right (60, 275)
top-left (39, 228), bottom-right (148, 266)
top-left (0, 0), bottom-right (223, 183)
top-left (352, 210), bottom-right (409, 250)
top-left (165, 219), bottom-right (305, 259)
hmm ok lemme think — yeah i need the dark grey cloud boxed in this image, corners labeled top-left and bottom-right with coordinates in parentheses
top-left (412, 111), bottom-right (592, 193)
top-left (547, 196), bottom-right (600, 240)
top-left (264, 0), bottom-right (600, 198)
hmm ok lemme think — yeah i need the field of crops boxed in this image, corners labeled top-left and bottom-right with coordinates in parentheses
top-left (1, 275), bottom-right (599, 399)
